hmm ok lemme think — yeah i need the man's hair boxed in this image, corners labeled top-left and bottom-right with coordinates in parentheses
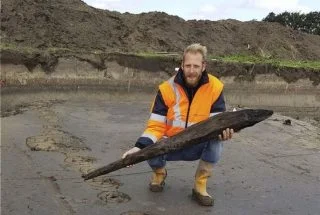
top-left (183, 43), bottom-right (207, 62)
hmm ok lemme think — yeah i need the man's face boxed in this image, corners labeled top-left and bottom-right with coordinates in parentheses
top-left (181, 52), bottom-right (206, 87)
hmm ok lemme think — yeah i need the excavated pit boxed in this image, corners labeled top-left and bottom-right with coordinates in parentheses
top-left (1, 53), bottom-right (319, 214)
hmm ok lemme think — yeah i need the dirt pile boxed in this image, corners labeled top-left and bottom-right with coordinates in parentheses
top-left (1, 0), bottom-right (320, 60)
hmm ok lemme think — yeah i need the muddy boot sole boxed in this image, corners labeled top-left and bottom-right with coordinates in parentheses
top-left (149, 181), bottom-right (165, 192)
top-left (192, 189), bottom-right (214, 206)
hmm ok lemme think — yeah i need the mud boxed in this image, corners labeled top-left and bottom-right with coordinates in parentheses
top-left (1, 2), bottom-right (319, 214)
top-left (1, 99), bottom-right (65, 117)
top-left (1, 90), bottom-right (319, 215)
top-left (3, 96), bottom-right (133, 207)
top-left (45, 175), bottom-right (77, 214)
top-left (25, 101), bottom-right (89, 152)
top-left (1, 1), bottom-right (319, 214)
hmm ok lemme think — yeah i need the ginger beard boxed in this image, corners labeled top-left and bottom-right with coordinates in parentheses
top-left (182, 52), bottom-right (206, 87)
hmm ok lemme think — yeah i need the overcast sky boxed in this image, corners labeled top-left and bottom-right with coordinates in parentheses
top-left (82, 0), bottom-right (319, 21)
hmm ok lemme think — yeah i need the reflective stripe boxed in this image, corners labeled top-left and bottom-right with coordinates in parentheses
top-left (167, 119), bottom-right (185, 128)
top-left (150, 113), bottom-right (166, 123)
top-left (167, 76), bottom-right (198, 128)
top-left (141, 133), bottom-right (158, 143)
top-left (166, 119), bottom-right (195, 128)
top-left (210, 112), bottom-right (222, 117)
top-left (168, 77), bottom-right (182, 121)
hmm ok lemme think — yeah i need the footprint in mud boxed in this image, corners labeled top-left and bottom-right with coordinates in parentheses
top-left (64, 154), bottom-right (96, 166)
top-left (97, 190), bottom-right (131, 204)
top-left (65, 154), bottom-right (125, 193)
top-left (26, 135), bottom-right (59, 151)
top-left (26, 130), bottom-right (89, 152)
top-left (64, 154), bottom-right (97, 174)
top-left (87, 177), bottom-right (123, 190)
top-left (26, 105), bottom-right (89, 151)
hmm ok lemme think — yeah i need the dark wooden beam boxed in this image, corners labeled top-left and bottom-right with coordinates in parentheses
top-left (83, 109), bottom-right (273, 180)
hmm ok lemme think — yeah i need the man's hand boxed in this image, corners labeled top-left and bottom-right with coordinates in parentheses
top-left (122, 147), bottom-right (141, 167)
top-left (218, 128), bottom-right (234, 141)
top-left (122, 147), bottom-right (141, 159)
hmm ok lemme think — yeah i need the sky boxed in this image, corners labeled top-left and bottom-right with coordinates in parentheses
top-left (82, 0), bottom-right (319, 21)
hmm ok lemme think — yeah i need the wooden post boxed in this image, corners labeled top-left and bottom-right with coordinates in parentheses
top-left (83, 109), bottom-right (273, 180)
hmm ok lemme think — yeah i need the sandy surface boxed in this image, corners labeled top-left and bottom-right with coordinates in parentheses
top-left (1, 92), bottom-right (320, 215)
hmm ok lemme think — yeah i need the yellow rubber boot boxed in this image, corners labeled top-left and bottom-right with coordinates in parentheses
top-left (192, 160), bottom-right (214, 206)
top-left (149, 167), bottom-right (167, 192)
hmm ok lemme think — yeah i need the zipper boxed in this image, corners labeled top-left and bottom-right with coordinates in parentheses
top-left (185, 88), bottom-right (194, 128)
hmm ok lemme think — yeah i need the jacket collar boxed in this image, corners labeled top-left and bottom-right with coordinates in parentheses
top-left (174, 67), bottom-right (209, 89)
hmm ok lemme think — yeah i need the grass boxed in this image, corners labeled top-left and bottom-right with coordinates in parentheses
top-left (1, 44), bottom-right (319, 70)
top-left (136, 52), bottom-right (320, 70)
top-left (211, 54), bottom-right (320, 70)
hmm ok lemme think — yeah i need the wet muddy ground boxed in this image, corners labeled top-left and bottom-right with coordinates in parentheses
top-left (1, 91), bottom-right (320, 215)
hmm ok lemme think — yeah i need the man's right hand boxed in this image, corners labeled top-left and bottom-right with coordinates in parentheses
top-left (122, 147), bottom-right (141, 159)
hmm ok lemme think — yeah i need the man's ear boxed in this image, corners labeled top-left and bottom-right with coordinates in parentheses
top-left (181, 61), bottom-right (184, 69)
top-left (202, 61), bottom-right (207, 72)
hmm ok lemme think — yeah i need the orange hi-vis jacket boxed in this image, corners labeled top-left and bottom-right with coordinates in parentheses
top-left (135, 69), bottom-right (225, 149)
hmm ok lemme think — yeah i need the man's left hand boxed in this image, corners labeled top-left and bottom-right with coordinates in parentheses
top-left (218, 128), bottom-right (234, 141)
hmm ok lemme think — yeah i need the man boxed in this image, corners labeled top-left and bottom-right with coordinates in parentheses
top-left (122, 43), bottom-right (234, 206)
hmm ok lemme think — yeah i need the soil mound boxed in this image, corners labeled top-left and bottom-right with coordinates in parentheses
top-left (1, 0), bottom-right (320, 60)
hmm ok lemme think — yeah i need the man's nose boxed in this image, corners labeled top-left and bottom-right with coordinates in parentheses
top-left (190, 66), bottom-right (198, 72)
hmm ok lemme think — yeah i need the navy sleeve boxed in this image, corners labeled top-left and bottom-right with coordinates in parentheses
top-left (210, 91), bottom-right (226, 113)
top-left (135, 90), bottom-right (168, 149)
top-left (151, 90), bottom-right (168, 116)
top-left (135, 137), bottom-right (154, 149)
